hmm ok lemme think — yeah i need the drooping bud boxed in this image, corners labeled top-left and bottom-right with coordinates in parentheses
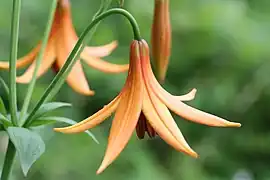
top-left (151, 0), bottom-right (171, 82)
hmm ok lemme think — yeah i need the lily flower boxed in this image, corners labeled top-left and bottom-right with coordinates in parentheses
top-left (0, 0), bottom-right (128, 95)
top-left (54, 39), bottom-right (241, 174)
top-left (151, 0), bottom-right (171, 82)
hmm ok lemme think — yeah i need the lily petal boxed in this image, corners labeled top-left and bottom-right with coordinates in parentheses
top-left (54, 95), bottom-right (121, 133)
top-left (56, 12), bottom-right (94, 95)
top-left (83, 41), bottom-right (118, 57)
top-left (97, 41), bottom-right (144, 174)
top-left (16, 40), bottom-right (56, 83)
top-left (140, 40), bottom-right (240, 128)
top-left (0, 44), bottom-right (40, 69)
top-left (142, 90), bottom-right (197, 158)
top-left (174, 88), bottom-right (197, 101)
top-left (81, 52), bottom-right (129, 73)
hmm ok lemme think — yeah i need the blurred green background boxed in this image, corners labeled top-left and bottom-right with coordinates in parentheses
top-left (1, 0), bottom-right (270, 179)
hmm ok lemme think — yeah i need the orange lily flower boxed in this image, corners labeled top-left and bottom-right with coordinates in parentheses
top-left (0, 0), bottom-right (128, 95)
top-left (54, 39), bottom-right (241, 174)
top-left (151, 0), bottom-right (171, 82)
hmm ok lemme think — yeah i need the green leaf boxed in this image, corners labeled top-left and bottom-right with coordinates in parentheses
top-left (0, 76), bottom-right (9, 97)
top-left (31, 102), bottom-right (71, 121)
top-left (30, 116), bottom-right (99, 144)
top-left (7, 127), bottom-right (45, 176)
top-left (0, 113), bottom-right (12, 128)
top-left (0, 97), bottom-right (7, 116)
top-left (0, 124), bottom-right (4, 131)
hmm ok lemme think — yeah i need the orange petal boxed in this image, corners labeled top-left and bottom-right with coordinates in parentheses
top-left (97, 40), bottom-right (144, 174)
top-left (54, 95), bottom-right (121, 133)
top-left (83, 41), bottom-right (118, 57)
top-left (140, 40), bottom-right (240, 128)
top-left (16, 40), bottom-right (56, 83)
top-left (56, 17), bottom-right (94, 95)
top-left (0, 44), bottom-right (40, 69)
top-left (81, 52), bottom-right (129, 73)
top-left (66, 60), bottom-right (95, 95)
top-left (143, 83), bottom-right (197, 158)
top-left (174, 88), bottom-right (197, 101)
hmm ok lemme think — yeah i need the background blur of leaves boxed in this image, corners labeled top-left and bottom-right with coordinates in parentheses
top-left (1, 0), bottom-right (270, 179)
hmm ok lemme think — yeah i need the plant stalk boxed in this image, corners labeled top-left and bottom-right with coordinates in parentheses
top-left (1, 140), bottom-right (16, 180)
top-left (9, 0), bottom-right (21, 126)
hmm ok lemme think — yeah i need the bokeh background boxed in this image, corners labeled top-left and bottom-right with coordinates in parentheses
top-left (1, 0), bottom-right (270, 179)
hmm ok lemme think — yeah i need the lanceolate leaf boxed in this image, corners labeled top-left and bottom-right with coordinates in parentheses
top-left (0, 76), bottom-right (9, 97)
top-left (0, 113), bottom-right (12, 127)
top-left (0, 97), bottom-right (7, 116)
top-left (7, 127), bottom-right (45, 176)
top-left (31, 102), bottom-right (71, 121)
top-left (30, 116), bottom-right (98, 144)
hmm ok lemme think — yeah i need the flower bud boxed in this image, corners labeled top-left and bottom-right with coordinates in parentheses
top-left (151, 0), bottom-right (171, 82)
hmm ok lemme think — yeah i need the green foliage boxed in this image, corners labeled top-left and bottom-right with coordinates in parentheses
top-left (7, 127), bottom-right (45, 176)
top-left (30, 116), bottom-right (98, 143)
top-left (30, 102), bottom-right (71, 121)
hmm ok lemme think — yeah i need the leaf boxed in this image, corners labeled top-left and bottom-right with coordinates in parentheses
top-left (7, 127), bottom-right (45, 176)
top-left (31, 102), bottom-right (71, 121)
top-left (0, 124), bottom-right (4, 131)
top-left (0, 113), bottom-right (12, 128)
top-left (0, 97), bottom-right (7, 116)
top-left (0, 76), bottom-right (9, 97)
top-left (30, 116), bottom-right (99, 144)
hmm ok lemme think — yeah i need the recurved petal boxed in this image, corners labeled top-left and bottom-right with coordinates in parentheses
top-left (141, 40), bottom-right (194, 100)
top-left (66, 60), bottom-right (95, 95)
top-left (56, 30), bottom-right (94, 95)
top-left (97, 40), bottom-right (144, 174)
top-left (143, 84), bottom-right (197, 158)
top-left (16, 41), bottom-right (56, 83)
top-left (140, 40), bottom-right (240, 128)
top-left (54, 95), bottom-right (121, 133)
top-left (0, 44), bottom-right (40, 69)
top-left (174, 88), bottom-right (197, 101)
top-left (83, 41), bottom-right (118, 57)
top-left (81, 52), bottom-right (129, 73)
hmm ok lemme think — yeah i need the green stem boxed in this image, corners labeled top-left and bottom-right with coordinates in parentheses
top-left (19, 0), bottom-right (58, 125)
top-left (9, 0), bottom-right (21, 126)
top-left (23, 8), bottom-right (141, 127)
top-left (1, 140), bottom-right (16, 180)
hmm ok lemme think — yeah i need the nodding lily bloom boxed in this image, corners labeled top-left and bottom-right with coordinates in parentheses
top-left (151, 0), bottom-right (171, 82)
top-left (0, 0), bottom-right (128, 95)
top-left (54, 39), bottom-right (241, 174)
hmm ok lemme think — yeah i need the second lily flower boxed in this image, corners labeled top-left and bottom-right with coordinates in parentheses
top-left (0, 0), bottom-right (129, 95)
top-left (54, 39), bottom-right (241, 174)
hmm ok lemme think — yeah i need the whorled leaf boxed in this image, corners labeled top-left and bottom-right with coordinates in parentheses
top-left (31, 102), bottom-right (71, 121)
top-left (0, 97), bottom-right (7, 116)
top-left (7, 127), bottom-right (45, 176)
top-left (30, 116), bottom-right (98, 144)
top-left (0, 113), bottom-right (12, 128)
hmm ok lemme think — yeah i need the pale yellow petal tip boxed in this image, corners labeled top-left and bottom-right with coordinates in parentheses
top-left (226, 122), bottom-right (241, 128)
top-left (96, 162), bottom-right (108, 175)
top-left (16, 76), bottom-right (31, 84)
top-left (189, 88), bottom-right (197, 99)
top-left (184, 147), bottom-right (199, 158)
top-left (78, 90), bottom-right (95, 96)
top-left (53, 127), bottom-right (72, 134)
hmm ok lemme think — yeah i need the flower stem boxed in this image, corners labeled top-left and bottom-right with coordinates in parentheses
top-left (19, 0), bottom-right (58, 125)
top-left (23, 8), bottom-right (141, 127)
top-left (9, 0), bottom-right (21, 126)
top-left (1, 140), bottom-right (16, 180)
